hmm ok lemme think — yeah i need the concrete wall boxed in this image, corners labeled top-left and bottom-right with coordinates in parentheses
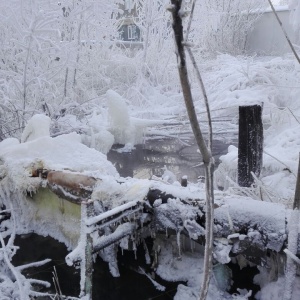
top-left (246, 9), bottom-right (298, 55)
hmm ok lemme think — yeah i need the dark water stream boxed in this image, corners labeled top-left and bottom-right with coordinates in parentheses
top-left (12, 234), bottom-right (180, 299)
top-left (107, 138), bottom-right (232, 182)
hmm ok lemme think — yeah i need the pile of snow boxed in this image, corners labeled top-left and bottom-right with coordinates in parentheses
top-left (255, 275), bottom-right (300, 300)
top-left (0, 132), bottom-right (118, 191)
top-left (156, 235), bottom-right (249, 300)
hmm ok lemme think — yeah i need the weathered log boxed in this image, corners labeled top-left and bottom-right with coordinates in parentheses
top-left (46, 171), bottom-right (97, 204)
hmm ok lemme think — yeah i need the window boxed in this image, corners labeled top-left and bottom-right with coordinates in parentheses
top-left (127, 25), bottom-right (136, 40)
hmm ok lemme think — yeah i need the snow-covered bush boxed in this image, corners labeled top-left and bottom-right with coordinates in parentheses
top-left (187, 0), bottom-right (268, 55)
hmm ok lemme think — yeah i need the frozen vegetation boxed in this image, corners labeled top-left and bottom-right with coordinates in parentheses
top-left (0, 0), bottom-right (300, 299)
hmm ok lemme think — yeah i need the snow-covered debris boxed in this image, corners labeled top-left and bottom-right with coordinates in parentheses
top-left (0, 131), bottom-right (119, 248)
top-left (214, 196), bottom-right (286, 252)
top-left (213, 239), bottom-right (232, 264)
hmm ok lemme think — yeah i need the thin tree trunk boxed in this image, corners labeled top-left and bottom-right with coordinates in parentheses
top-left (169, 1), bottom-right (214, 299)
top-left (143, 1), bottom-right (152, 62)
top-left (73, 15), bottom-right (83, 88)
top-left (64, 67), bottom-right (69, 98)
top-left (22, 35), bottom-right (34, 129)
top-left (283, 154), bottom-right (300, 300)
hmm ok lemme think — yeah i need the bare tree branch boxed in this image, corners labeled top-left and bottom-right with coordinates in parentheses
top-left (169, 1), bottom-right (214, 299)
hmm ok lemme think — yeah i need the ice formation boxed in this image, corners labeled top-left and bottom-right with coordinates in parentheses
top-left (106, 89), bottom-right (136, 144)
top-left (80, 110), bottom-right (115, 154)
top-left (21, 114), bottom-right (51, 143)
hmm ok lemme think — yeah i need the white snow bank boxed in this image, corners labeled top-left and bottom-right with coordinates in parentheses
top-left (203, 55), bottom-right (300, 121)
top-left (256, 275), bottom-right (300, 300)
top-left (156, 236), bottom-right (232, 300)
top-left (215, 196), bottom-right (286, 252)
top-left (0, 132), bottom-right (118, 177)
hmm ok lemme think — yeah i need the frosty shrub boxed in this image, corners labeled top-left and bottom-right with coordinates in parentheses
top-left (193, 0), bottom-right (268, 55)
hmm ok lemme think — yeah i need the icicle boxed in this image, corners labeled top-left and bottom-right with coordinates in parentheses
top-left (134, 249), bottom-right (137, 260)
top-left (176, 230), bottom-right (182, 259)
top-left (139, 267), bottom-right (166, 291)
top-left (142, 239), bottom-right (151, 265)
top-left (190, 237), bottom-right (194, 253)
top-left (165, 228), bottom-right (168, 237)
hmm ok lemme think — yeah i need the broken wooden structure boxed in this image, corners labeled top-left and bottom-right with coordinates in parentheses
top-left (9, 168), bottom-right (293, 298)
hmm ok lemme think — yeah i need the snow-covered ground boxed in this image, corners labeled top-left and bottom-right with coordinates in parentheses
top-left (1, 51), bottom-right (300, 299)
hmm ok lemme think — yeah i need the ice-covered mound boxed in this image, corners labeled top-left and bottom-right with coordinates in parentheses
top-left (0, 132), bottom-right (119, 248)
top-left (0, 131), bottom-right (119, 209)
top-left (21, 114), bottom-right (51, 143)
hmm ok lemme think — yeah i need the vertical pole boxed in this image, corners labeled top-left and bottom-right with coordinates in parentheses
top-left (181, 175), bottom-right (188, 187)
top-left (238, 105), bottom-right (263, 187)
top-left (293, 153), bottom-right (300, 210)
top-left (283, 154), bottom-right (300, 300)
top-left (80, 201), bottom-right (93, 299)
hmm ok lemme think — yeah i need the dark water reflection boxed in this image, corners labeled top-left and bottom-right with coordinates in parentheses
top-left (107, 138), bottom-right (231, 182)
top-left (12, 234), bottom-right (180, 299)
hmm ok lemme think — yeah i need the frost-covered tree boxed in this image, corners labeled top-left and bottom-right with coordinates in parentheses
top-left (0, 0), bottom-right (61, 138)
top-left (0, 0), bottom-right (121, 140)
top-left (197, 0), bottom-right (268, 54)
